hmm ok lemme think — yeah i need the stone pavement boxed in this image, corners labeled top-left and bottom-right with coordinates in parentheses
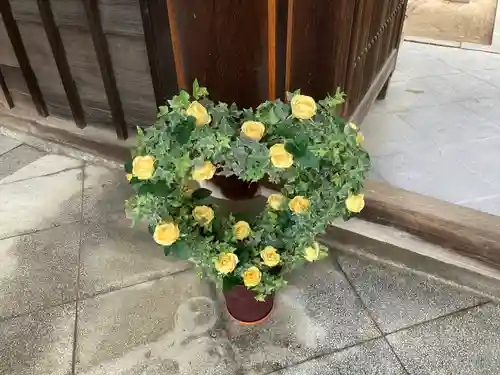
top-left (1, 134), bottom-right (500, 375)
top-left (365, 41), bottom-right (500, 216)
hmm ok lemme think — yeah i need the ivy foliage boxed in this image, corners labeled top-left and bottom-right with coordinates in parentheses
top-left (125, 81), bottom-right (370, 299)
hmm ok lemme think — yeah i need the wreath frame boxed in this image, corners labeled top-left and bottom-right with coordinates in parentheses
top-left (125, 80), bottom-right (370, 300)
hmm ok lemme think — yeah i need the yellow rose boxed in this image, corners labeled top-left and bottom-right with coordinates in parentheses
top-left (356, 133), bottom-right (364, 146)
top-left (291, 94), bottom-right (317, 120)
top-left (243, 266), bottom-right (262, 287)
top-left (346, 194), bottom-right (365, 213)
top-left (260, 246), bottom-right (281, 267)
top-left (269, 144), bottom-right (293, 169)
top-left (214, 253), bottom-right (239, 274)
top-left (132, 155), bottom-right (155, 180)
top-left (241, 121), bottom-right (266, 141)
top-left (304, 242), bottom-right (321, 262)
top-left (193, 205), bottom-right (214, 226)
top-left (233, 221), bottom-right (251, 240)
top-left (267, 194), bottom-right (284, 210)
top-left (349, 122), bottom-right (359, 131)
top-left (153, 222), bottom-right (180, 246)
top-left (289, 196), bottom-right (310, 214)
top-left (126, 173), bottom-right (133, 182)
top-left (186, 101), bottom-right (211, 127)
top-left (192, 161), bottom-right (216, 182)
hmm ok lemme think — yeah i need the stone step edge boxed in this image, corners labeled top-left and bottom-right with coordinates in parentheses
top-left (321, 219), bottom-right (500, 302)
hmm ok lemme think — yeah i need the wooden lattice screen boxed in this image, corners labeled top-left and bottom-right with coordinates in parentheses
top-left (0, 0), bottom-right (408, 141)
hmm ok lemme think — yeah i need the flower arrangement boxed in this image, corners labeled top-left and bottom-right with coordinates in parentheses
top-left (125, 80), bottom-right (370, 301)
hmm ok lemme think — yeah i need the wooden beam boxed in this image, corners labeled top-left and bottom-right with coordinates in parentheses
top-left (82, 0), bottom-right (127, 140)
top-left (0, 67), bottom-right (14, 109)
top-left (0, 0), bottom-right (48, 117)
top-left (267, 0), bottom-right (277, 100)
top-left (139, 0), bottom-right (179, 107)
top-left (349, 49), bottom-right (397, 125)
top-left (38, 0), bottom-right (86, 129)
top-left (361, 179), bottom-right (500, 269)
top-left (284, 0), bottom-right (294, 93)
top-left (166, 0), bottom-right (186, 90)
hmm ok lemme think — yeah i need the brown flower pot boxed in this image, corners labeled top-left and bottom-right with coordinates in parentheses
top-left (223, 285), bottom-right (274, 324)
top-left (212, 175), bottom-right (259, 201)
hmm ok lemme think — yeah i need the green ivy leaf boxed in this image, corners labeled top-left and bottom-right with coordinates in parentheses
top-left (157, 106), bottom-right (169, 117)
top-left (269, 108), bottom-right (281, 125)
top-left (124, 158), bottom-right (132, 173)
top-left (285, 140), bottom-right (307, 158)
top-left (175, 117), bottom-right (196, 145)
top-left (179, 90), bottom-right (190, 106)
top-left (137, 181), bottom-right (173, 196)
top-left (298, 151), bottom-right (320, 169)
top-left (170, 240), bottom-right (191, 260)
top-left (192, 79), bottom-right (200, 98)
top-left (192, 188), bottom-right (212, 200)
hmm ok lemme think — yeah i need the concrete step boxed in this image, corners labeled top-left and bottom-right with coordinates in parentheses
top-left (323, 218), bottom-right (500, 302)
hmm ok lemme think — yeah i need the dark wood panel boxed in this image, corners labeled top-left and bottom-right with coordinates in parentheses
top-left (0, 67), bottom-right (14, 109)
top-left (107, 33), bottom-right (157, 126)
top-left (361, 0), bottom-right (390, 94)
top-left (57, 18), bottom-right (115, 130)
top-left (379, 0), bottom-right (397, 70)
top-left (82, 0), bottom-right (127, 139)
top-left (170, 0), bottom-right (269, 108)
top-left (351, 0), bottom-right (376, 110)
top-left (139, 0), bottom-right (178, 107)
top-left (59, 28), bottom-right (108, 109)
top-left (15, 21), bottom-right (69, 110)
top-left (0, 0), bottom-right (48, 116)
top-left (13, 0), bottom-right (144, 36)
top-left (0, 64), bottom-right (27, 93)
top-left (288, 0), bottom-right (356, 99)
top-left (0, 18), bottom-right (19, 67)
top-left (38, 0), bottom-right (86, 128)
top-left (275, 0), bottom-right (288, 99)
top-left (9, 89), bottom-right (38, 116)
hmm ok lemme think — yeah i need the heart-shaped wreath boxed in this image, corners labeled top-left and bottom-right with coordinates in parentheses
top-left (125, 80), bottom-right (370, 300)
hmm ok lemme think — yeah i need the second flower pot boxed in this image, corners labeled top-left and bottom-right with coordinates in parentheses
top-left (212, 175), bottom-right (259, 201)
top-left (223, 285), bottom-right (274, 324)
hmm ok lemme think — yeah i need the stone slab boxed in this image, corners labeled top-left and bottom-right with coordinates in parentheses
top-left (0, 168), bottom-right (83, 239)
top-left (338, 254), bottom-right (486, 333)
top-left (387, 302), bottom-right (500, 375)
top-left (75, 271), bottom-right (238, 375)
top-left (0, 134), bottom-right (21, 156)
top-left (0, 224), bottom-right (79, 319)
top-left (225, 259), bottom-right (380, 375)
top-left (1, 154), bottom-right (83, 184)
top-left (79, 218), bottom-right (192, 297)
top-left (82, 165), bottom-right (133, 224)
top-left (0, 303), bottom-right (75, 375)
top-left (273, 339), bottom-right (406, 375)
top-left (0, 144), bottom-right (45, 181)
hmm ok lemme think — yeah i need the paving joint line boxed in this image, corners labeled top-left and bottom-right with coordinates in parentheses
top-left (262, 335), bottom-right (382, 375)
top-left (0, 165), bottom-right (84, 186)
top-left (0, 142), bottom-right (24, 157)
top-left (71, 164), bottom-right (86, 375)
top-left (0, 266), bottom-right (194, 326)
top-left (382, 300), bottom-right (493, 338)
top-left (0, 221), bottom-right (81, 242)
top-left (0, 298), bottom-right (76, 324)
top-left (334, 257), bottom-right (412, 375)
top-left (77, 265), bottom-right (195, 302)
